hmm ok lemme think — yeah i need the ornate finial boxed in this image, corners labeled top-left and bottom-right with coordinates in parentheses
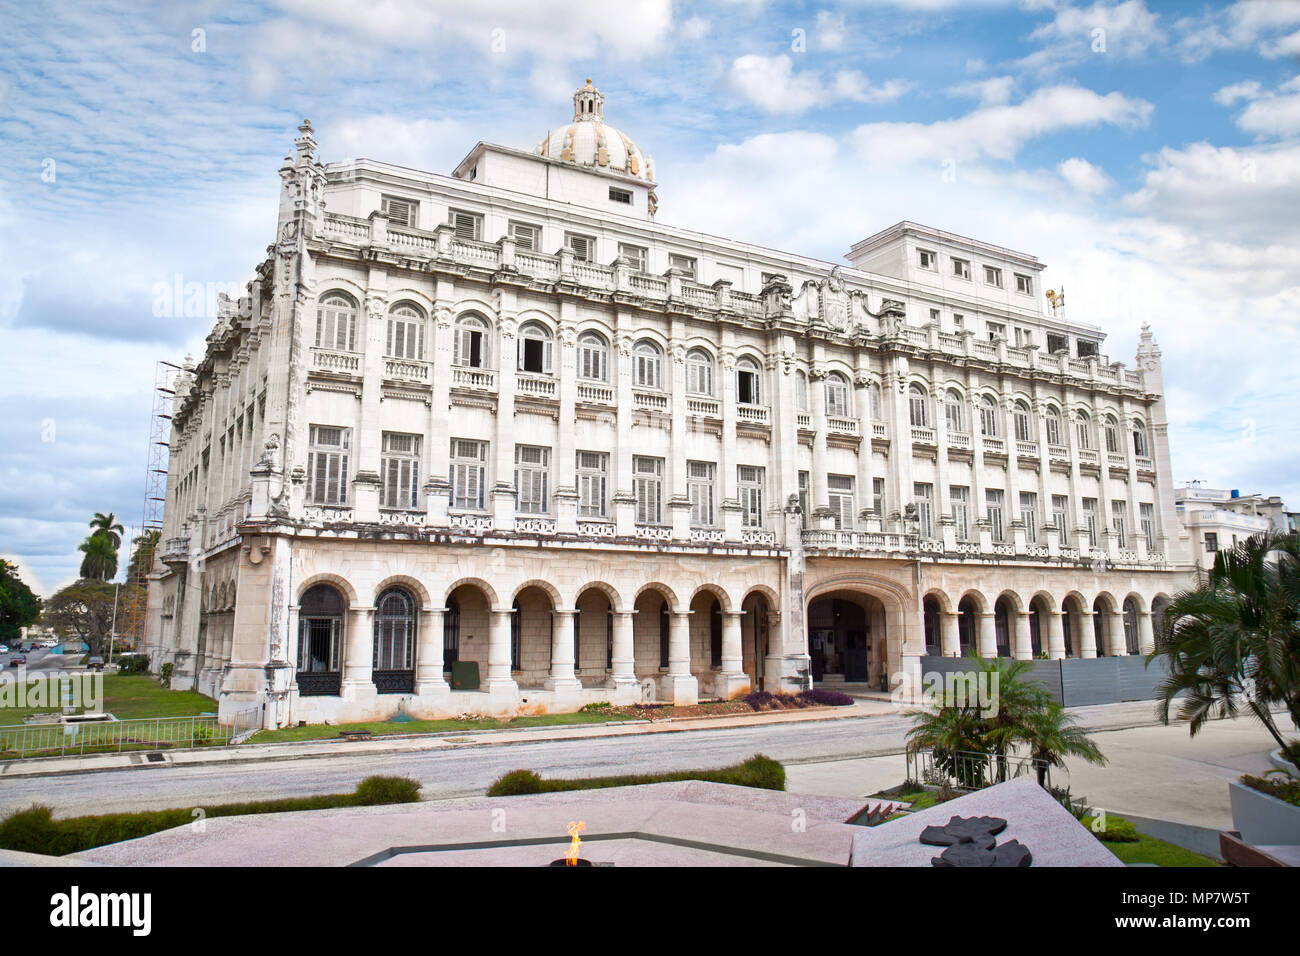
top-left (573, 79), bottom-right (604, 121)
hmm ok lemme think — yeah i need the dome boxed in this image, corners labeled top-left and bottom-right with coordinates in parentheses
top-left (535, 80), bottom-right (655, 183)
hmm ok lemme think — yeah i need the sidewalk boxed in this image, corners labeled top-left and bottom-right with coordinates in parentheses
top-left (0, 698), bottom-right (898, 779)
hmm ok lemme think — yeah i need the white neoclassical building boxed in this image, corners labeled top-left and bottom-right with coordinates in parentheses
top-left (146, 81), bottom-right (1195, 728)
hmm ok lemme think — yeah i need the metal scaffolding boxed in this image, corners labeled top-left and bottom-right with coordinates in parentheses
top-left (123, 360), bottom-right (180, 649)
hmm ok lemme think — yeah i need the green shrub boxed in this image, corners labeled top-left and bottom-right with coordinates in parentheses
top-left (159, 663), bottom-right (173, 685)
top-left (1242, 772), bottom-right (1300, 807)
top-left (116, 655), bottom-right (150, 674)
top-left (486, 754), bottom-right (785, 797)
top-left (353, 775), bottom-right (422, 805)
top-left (1090, 813), bottom-right (1139, 843)
top-left (579, 701), bottom-right (612, 713)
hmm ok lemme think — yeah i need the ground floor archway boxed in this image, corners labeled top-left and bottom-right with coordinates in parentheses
top-left (807, 590), bottom-right (889, 685)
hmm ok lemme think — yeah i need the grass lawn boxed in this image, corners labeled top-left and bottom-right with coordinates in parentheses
top-left (249, 708), bottom-right (641, 743)
top-left (0, 674), bottom-right (216, 725)
top-left (1105, 834), bottom-right (1221, 867)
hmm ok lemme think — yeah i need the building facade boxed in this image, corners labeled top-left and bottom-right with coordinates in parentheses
top-left (1175, 485), bottom-right (1297, 569)
top-left (147, 82), bottom-right (1194, 728)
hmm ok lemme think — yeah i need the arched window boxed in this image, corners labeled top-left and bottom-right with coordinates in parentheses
top-left (1122, 598), bottom-right (1140, 655)
top-left (517, 321), bottom-right (554, 374)
top-left (443, 596), bottom-right (460, 667)
top-left (979, 395), bottom-right (999, 437)
top-left (633, 340), bottom-right (663, 389)
top-left (1013, 401), bottom-right (1033, 442)
top-left (316, 292), bottom-right (358, 352)
top-left (454, 314), bottom-right (490, 368)
top-left (577, 331), bottom-right (608, 381)
top-left (795, 370), bottom-right (808, 412)
top-left (1132, 420), bottom-right (1149, 458)
top-left (1104, 414), bottom-right (1120, 454)
top-left (908, 383), bottom-right (929, 427)
top-left (386, 302), bottom-right (424, 360)
top-left (825, 372), bottom-right (851, 418)
top-left (1045, 406), bottom-right (1063, 446)
top-left (373, 588), bottom-right (416, 691)
top-left (736, 356), bottom-right (762, 405)
top-left (686, 348), bottom-right (714, 395)
top-left (945, 389), bottom-right (965, 434)
top-left (1076, 410), bottom-right (1094, 450)
top-left (298, 584), bottom-right (344, 695)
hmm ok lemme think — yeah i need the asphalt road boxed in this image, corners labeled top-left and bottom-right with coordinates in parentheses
top-left (0, 700), bottom-right (1178, 819)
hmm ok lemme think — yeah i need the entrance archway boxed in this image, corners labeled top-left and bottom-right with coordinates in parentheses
top-left (807, 590), bottom-right (887, 684)
top-left (298, 583), bottom-right (345, 697)
top-left (512, 584), bottom-right (556, 686)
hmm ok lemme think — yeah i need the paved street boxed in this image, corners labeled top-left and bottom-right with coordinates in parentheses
top-left (4, 698), bottom-right (1282, 829)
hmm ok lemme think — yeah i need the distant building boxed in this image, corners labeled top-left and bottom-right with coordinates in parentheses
top-left (1175, 485), bottom-right (1295, 568)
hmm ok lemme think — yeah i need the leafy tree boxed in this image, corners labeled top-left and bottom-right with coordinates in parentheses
top-left (78, 533), bottom-right (118, 582)
top-left (1153, 530), bottom-right (1300, 765)
top-left (1016, 700), bottom-right (1107, 787)
top-left (42, 580), bottom-right (118, 657)
top-left (0, 561), bottom-right (42, 644)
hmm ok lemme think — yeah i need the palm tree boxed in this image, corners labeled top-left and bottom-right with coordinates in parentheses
top-left (89, 512), bottom-right (125, 550)
top-left (971, 655), bottom-right (1053, 782)
top-left (1016, 700), bottom-right (1108, 787)
top-left (906, 698), bottom-right (990, 788)
top-left (1153, 531), bottom-right (1300, 764)
top-left (78, 533), bottom-right (118, 581)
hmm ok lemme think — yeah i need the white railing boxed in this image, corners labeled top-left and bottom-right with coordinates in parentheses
top-left (827, 416), bottom-right (859, 436)
top-left (629, 273), bottom-right (668, 296)
top-left (384, 358), bottom-right (430, 383)
top-left (312, 348), bottom-right (361, 374)
top-left (1107, 453), bottom-right (1127, 467)
top-left (576, 381), bottom-right (615, 404)
top-left (388, 227), bottom-right (437, 253)
top-left (740, 529), bottom-right (776, 546)
top-left (578, 521), bottom-right (616, 538)
top-left (377, 509), bottom-right (423, 526)
top-left (302, 506), bottom-right (352, 523)
top-left (452, 236), bottom-right (500, 267)
top-left (1135, 456), bottom-right (1154, 471)
top-left (448, 512), bottom-right (494, 534)
top-left (1078, 449), bottom-right (1099, 464)
top-left (635, 524), bottom-right (672, 541)
top-left (1048, 444), bottom-right (1070, 461)
top-left (801, 530), bottom-right (917, 552)
top-left (515, 374), bottom-right (557, 399)
top-left (517, 251), bottom-right (559, 279)
top-left (321, 213), bottom-right (369, 240)
top-left (689, 527), bottom-right (725, 543)
top-left (736, 404), bottom-right (769, 425)
top-left (686, 397), bottom-right (721, 417)
top-left (872, 422), bottom-right (888, 438)
top-left (452, 366), bottom-right (496, 391)
top-left (949, 431), bottom-right (970, 449)
top-left (634, 390), bottom-right (669, 412)
top-left (983, 437), bottom-right (1005, 454)
top-left (797, 413), bottom-right (812, 429)
top-left (514, 516), bottom-right (556, 535)
top-left (1017, 441), bottom-right (1039, 457)
top-left (911, 426), bottom-right (936, 444)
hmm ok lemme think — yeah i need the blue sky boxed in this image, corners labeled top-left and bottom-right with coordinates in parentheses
top-left (2, 0), bottom-right (1298, 594)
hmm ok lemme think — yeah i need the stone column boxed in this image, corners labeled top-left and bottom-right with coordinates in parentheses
top-left (544, 608), bottom-right (583, 705)
top-left (1137, 609), bottom-right (1155, 655)
top-left (484, 607), bottom-right (518, 698)
top-left (659, 611), bottom-right (698, 705)
top-left (491, 309), bottom-right (518, 530)
top-left (1013, 610), bottom-right (1033, 660)
top-left (414, 608), bottom-right (450, 704)
top-left (854, 371), bottom-right (877, 529)
top-left (1109, 609), bottom-right (1127, 655)
top-left (1079, 610), bottom-right (1098, 658)
top-left (342, 606), bottom-right (375, 695)
top-left (940, 610), bottom-right (960, 657)
top-left (977, 611), bottom-right (997, 658)
top-left (1047, 610), bottom-right (1066, 660)
top-left (608, 610), bottom-right (638, 700)
top-left (426, 298), bottom-right (455, 528)
top-left (809, 364), bottom-right (831, 522)
top-left (715, 610), bottom-right (749, 698)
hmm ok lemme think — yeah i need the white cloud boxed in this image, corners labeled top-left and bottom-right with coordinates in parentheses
top-left (681, 16), bottom-right (710, 41)
top-left (1058, 157), bottom-right (1113, 193)
top-left (1028, 0), bottom-right (1165, 61)
top-left (726, 54), bottom-right (910, 113)
top-left (1219, 74), bottom-right (1300, 138)
top-left (850, 85), bottom-right (1152, 164)
top-left (816, 11), bottom-right (847, 51)
top-left (1215, 80), bottom-right (1262, 105)
top-left (949, 75), bottom-right (1016, 106)
top-left (1261, 28), bottom-right (1300, 57)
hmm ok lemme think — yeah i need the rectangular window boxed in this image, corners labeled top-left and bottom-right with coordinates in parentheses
top-left (986, 489), bottom-right (1005, 544)
top-left (987, 321), bottom-right (1006, 341)
top-left (454, 323), bottom-right (485, 368)
top-left (514, 445), bottom-right (550, 515)
top-left (687, 461), bottom-right (716, 526)
top-left (565, 232), bottom-right (595, 262)
top-left (1015, 273), bottom-right (1033, 295)
top-left (1078, 340), bottom-right (1099, 358)
top-left (669, 254), bottom-right (697, 277)
top-left (1014, 327), bottom-right (1034, 349)
top-left (1204, 532), bottom-right (1218, 553)
top-left (316, 298), bottom-right (356, 352)
top-left (380, 432), bottom-right (421, 510)
top-left (633, 456), bottom-right (663, 525)
top-left (449, 208), bottom-right (483, 240)
top-left (737, 366), bottom-right (760, 405)
top-left (984, 265), bottom-right (1003, 287)
top-left (386, 312), bottom-right (424, 360)
top-left (918, 249), bottom-right (937, 270)
top-left (450, 439), bottom-right (488, 511)
top-left (873, 477), bottom-right (886, 518)
top-left (798, 470), bottom-right (810, 529)
top-left (1112, 500), bottom-right (1128, 548)
top-left (576, 451), bottom-right (609, 518)
top-left (1083, 498), bottom-right (1099, 547)
top-left (609, 186), bottom-right (632, 205)
top-left (307, 425), bottom-right (350, 505)
top-left (952, 257), bottom-right (971, 280)
top-left (738, 465), bottom-right (765, 529)
top-left (1046, 333), bottom-right (1069, 354)
top-left (929, 308), bottom-right (940, 322)
top-left (914, 483), bottom-right (934, 539)
top-left (829, 475), bottom-right (856, 531)
top-left (381, 195), bottom-right (415, 228)
top-left (951, 485), bottom-right (970, 541)
top-left (1020, 492), bottom-right (1038, 544)
top-left (508, 221), bottom-right (540, 250)
top-left (1052, 495), bottom-right (1070, 546)
top-left (618, 243), bottom-right (648, 272)
top-left (1140, 502), bottom-right (1156, 550)
top-left (952, 313), bottom-right (964, 328)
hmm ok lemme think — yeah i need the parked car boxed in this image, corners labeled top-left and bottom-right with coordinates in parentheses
top-left (86, 656), bottom-right (105, 671)
top-left (0, 645), bottom-right (8, 654)
top-left (9, 654), bottom-right (26, 667)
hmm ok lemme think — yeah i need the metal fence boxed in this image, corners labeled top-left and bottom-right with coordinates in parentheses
top-left (907, 748), bottom-right (1060, 791)
top-left (0, 708), bottom-right (262, 761)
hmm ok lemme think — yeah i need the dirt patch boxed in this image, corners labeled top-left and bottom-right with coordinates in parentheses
top-left (599, 695), bottom-right (829, 722)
